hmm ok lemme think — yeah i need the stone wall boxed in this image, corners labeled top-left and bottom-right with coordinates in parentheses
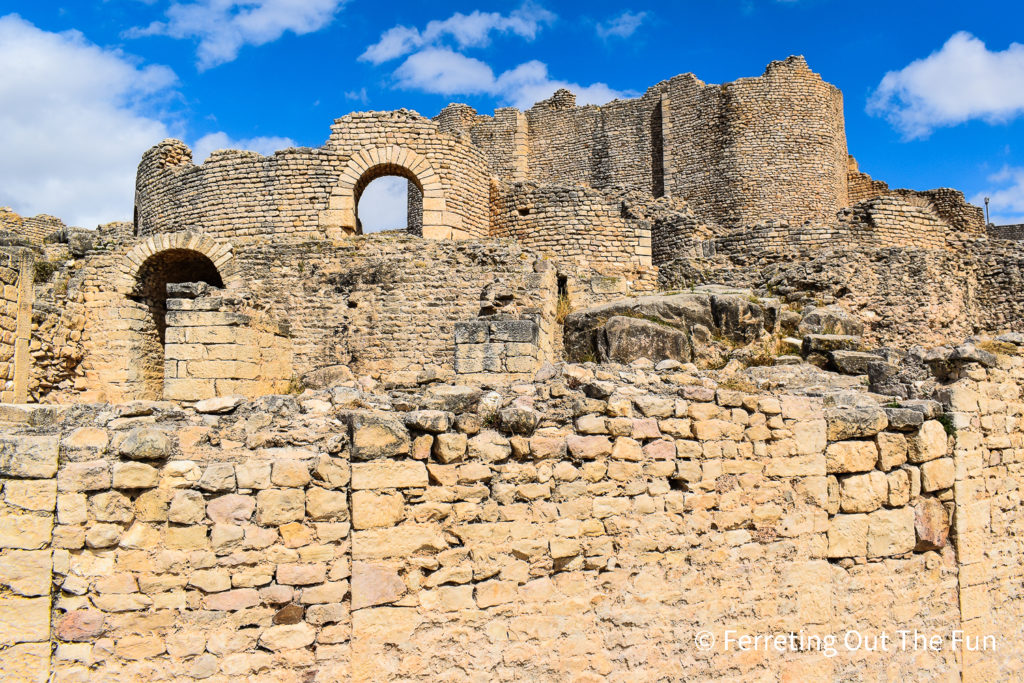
top-left (987, 223), bottom-right (1024, 240)
top-left (135, 110), bottom-right (492, 245)
top-left (0, 207), bottom-right (68, 244)
top-left (490, 183), bottom-right (652, 271)
top-left (3, 343), bottom-right (1024, 680)
top-left (0, 247), bottom-right (34, 403)
top-left (664, 57), bottom-right (848, 228)
top-left (714, 196), bottom-right (949, 255)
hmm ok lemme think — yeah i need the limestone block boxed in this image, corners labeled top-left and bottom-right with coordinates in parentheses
top-left (206, 494), bottom-right (255, 525)
top-left (351, 416), bottom-right (411, 461)
top-left (467, 431), bottom-right (511, 461)
top-left (116, 635), bottom-right (166, 660)
top-left (89, 491), bottom-right (134, 523)
top-left (0, 506), bottom-right (52, 549)
top-left (433, 433), bottom-right (467, 463)
top-left (255, 489), bottom-right (305, 525)
top-left (0, 642), bottom-right (49, 683)
top-left (236, 462), bottom-right (272, 490)
top-left (259, 623), bottom-right (316, 651)
top-left (825, 406), bottom-right (887, 440)
top-left (168, 490), bottom-right (206, 524)
top-left (908, 420), bottom-right (948, 463)
top-left (920, 457), bottom-right (955, 492)
top-left (404, 410), bottom-right (452, 433)
top-left (204, 588), bottom-right (260, 611)
top-left (566, 435), bottom-right (613, 459)
top-left (306, 487), bottom-right (348, 521)
top-left (866, 507), bottom-right (915, 557)
top-left (839, 471), bottom-right (887, 513)
top-left (271, 460), bottom-right (311, 488)
top-left (119, 428), bottom-right (174, 461)
top-left (827, 513), bottom-right (868, 558)
top-left (825, 440), bottom-right (877, 474)
top-left (351, 461), bottom-right (427, 489)
top-left (277, 563), bottom-right (327, 586)
top-left (64, 428), bottom-right (108, 451)
top-left (0, 549), bottom-right (52, 596)
top-left (165, 525), bottom-right (208, 550)
top-left (57, 461), bottom-right (110, 492)
top-left (0, 436), bottom-right (58, 478)
top-left (875, 432), bottom-right (908, 471)
top-left (351, 491), bottom-right (403, 529)
top-left (0, 595), bottom-right (50, 645)
top-left (352, 525), bottom-right (447, 559)
top-left (886, 469), bottom-right (911, 507)
top-left (3, 479), bottom-right (57, 511)
top-left (112, 462), bottom-right (159, 489)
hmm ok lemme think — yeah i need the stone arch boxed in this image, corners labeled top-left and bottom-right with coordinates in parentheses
top-left (319, 146), bottom-right (460, 239)
top-left (114, 233), bottom-right (238, 294)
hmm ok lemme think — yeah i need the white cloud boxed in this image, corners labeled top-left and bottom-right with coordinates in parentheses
top-left (868, 32), bottom-right (1024, 139)
top-left (129, 0), bottom-right (346, 70)
top-left (0, 13), bottom-right (176, 228)
top-left (596, 10), bottom-right (647, 40)
top-left (392, 48), bottom-right (630, 109)
top-left (971, 166), bottom-right (1024, 225)
top-left (191, 132), bottom-right (295, 163)
top-left (358, 176), bottom-right (408, 232)
top-left (360, 3), bottom-right (555, 65)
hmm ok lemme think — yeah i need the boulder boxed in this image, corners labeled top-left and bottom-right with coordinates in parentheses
top-left (802, 334), bottom-right (861, 356)
top-left (798, 306), bottom-right (864, 337)
top-left (830, 350), bottom-right (882, 375)
top-left (597, 316), bottom-right (691, 365)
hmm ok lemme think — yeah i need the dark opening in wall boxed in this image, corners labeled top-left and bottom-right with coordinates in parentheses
top-left (518, 208), bottom-right (531, 217)
top-left (129, 249), bottom-right (224, 398)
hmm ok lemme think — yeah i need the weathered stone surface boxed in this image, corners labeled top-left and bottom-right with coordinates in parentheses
top-left (433, 432), bottom-right (467, 463)
top-left (404, 410), bottom-right (452, 433)
top-left (825, 440), bottom-right (878, 474)
top-left (259, 623), bottom-right (316, 651)
top-left (914, 497), bottom-right (950, 551)
top-left (499, 402), bottom-right (541, 435)
top-left (875, 432), bottom-right (908, 471)
top-left (839, 471), bottom-right (887, 513)
top-left (55, 609), bottom-right (105, 642)
top-left (112, 462), bottom-right (160, 489)
top-left (0, 507), bottom-right (52, 549)
top-left (422, 385), bottom-right (482, 413)
top-left (597, 316), bottom-right (691, 365)
top-left (830, 350), bottom-right (882, 375)
top-left (0, 595), bottom-right (50, 646)
top-left (0, 436), bottom-right (58, 478)
top-left (119, 428), bottom-right (174, 460)
top-left (206, 494), bottom-right (255, 524)
top-left (798, 306), bottom-right (864, 337)
top-left (89, 491), bottom-right (134, 523)
top-left (882, 407), bottom-right (924, 431)
top-left (351, 416), bottom-right (411, 461)
top-left (306, 487), bottom-right (347, 521)
top-left (351, 562), bottom-right (405, 610)
top-left (351, 491), bottom-right (403, 529)
top-left (193, 395), bottom-right (244, 414)
top-left (3, 480), bottom-right (56, 512)
top-left (908, 420), bottom-right (948, 463)
top-left (168, 490), bottom-right (206, 524)
top-left (825, 405), bottom-right (887, 440)
top-left (802, 334), bottom-right (860, 355)
top-left (255, 489), bottom-right (305, 525)
top-left (827, 513), bottom-right (867, 558)
top-left (57, 460), bottom-right (111, 492)
top-left (271, 460), bottom-right (311, 488)
top-left (351, 461), bottom-right (427, 489)
top-left (920, 457), bottom-right (955, 492)
top-left (0, 550), bottom-right (51, 596)
top-left (866, 507), bottom-right (915, 558)
top-left (353, 525), bottom-right (447, 558)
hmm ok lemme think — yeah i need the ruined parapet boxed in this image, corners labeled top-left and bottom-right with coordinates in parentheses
top-left (988, 223), bottom-right (1024, 240)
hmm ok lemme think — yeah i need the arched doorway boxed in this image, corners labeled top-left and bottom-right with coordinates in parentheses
top-left (355, 166), bottom-right (424, 234)
top-left (130, 248), bottom-right (225, 398)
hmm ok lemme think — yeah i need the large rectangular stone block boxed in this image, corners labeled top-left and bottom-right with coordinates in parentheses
top-left (0, 595), bottom-right (50, 646)
top-left (488, 320), bottom-right (537, 343)
top-left (351, 461), bottom-right (427, 489)
top-left (0, 436), bottom-right (59, 479)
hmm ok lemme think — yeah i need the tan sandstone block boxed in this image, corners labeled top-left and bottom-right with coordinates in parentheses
top-left (866, 507), bottom-right (915, 557)
top-left (839, 471), bottom-right (887, 513)
top-left (827, 514), bottom-right (867, 558)
top-left (920, 457), bottom-right (955, 492)
top-left (0, 595), bottom-right (50, 645)
top-left (351, 461), bottom-right (427, 489)
top-left (825, 440), bottom-right (877, 474)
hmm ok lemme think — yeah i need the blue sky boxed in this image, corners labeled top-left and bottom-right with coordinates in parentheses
top-left (1, 0), bottom-right (1022, 230)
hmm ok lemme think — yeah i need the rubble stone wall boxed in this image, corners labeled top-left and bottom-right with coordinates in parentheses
top-left (0, 247), bottom-right (34, 403)
top-left (987, 224), bottom-right (1024, 240)
top-left (3, 349), bottom-right (1024, 680)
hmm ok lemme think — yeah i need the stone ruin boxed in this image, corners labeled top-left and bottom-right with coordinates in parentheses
top-left (0, 56), bottom-right (1023, 681)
